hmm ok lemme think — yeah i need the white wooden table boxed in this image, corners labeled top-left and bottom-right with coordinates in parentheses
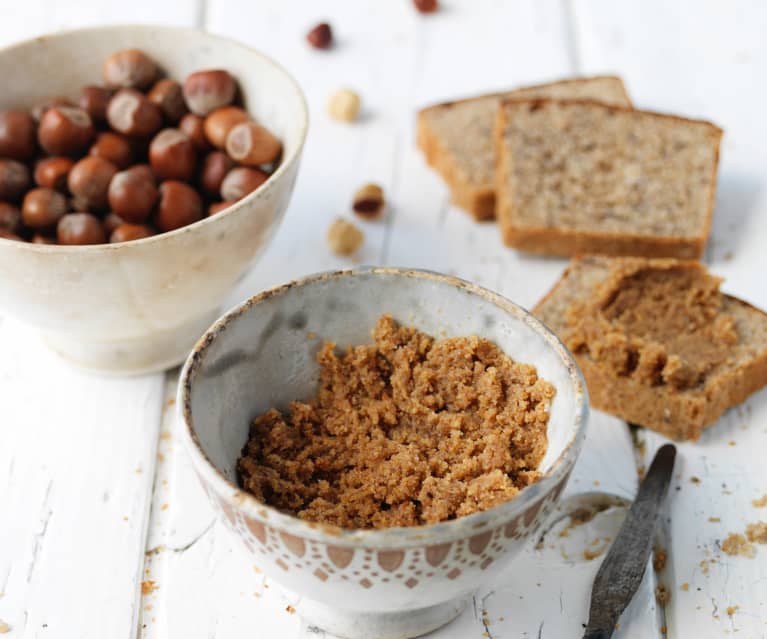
top-left (2, 1), bottom-right (767, 637)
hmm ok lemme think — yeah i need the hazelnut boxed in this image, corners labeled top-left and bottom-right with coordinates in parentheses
top-left (413, 0), bottom-right (438, 12)
top-left (0, 202), bottom-right (22, 233)
top-left (101, 49), bottom-right (158, 90)
top-left (327, 88), bottom-right (361, 122)
top-left (149, 128), bottom-right (196, 181)
top-left (34, 157), bottom-right (75, 191)
top-left (326, 218), bottom-right (363, 256)
top-left (103, 212), bottom-right (126, 235)
top-left (110, 223), bottom-right (155, 243)
top-left (0, 227), bottom-right (22, 241)
top-left (352, 183), bottom-right (385, 220)
top-left (225, 122), bottom-right (281, 166)
top-left (107, 89), bottom-right (163, 138)
top-left (57, 212), bottom-right (106, 245)
top-left (0, 110), bottom-right (36, 160)
top-left (306, 22), bottom-right (333, 49)
top-left (32, 233), bottom-right (55, 245)
top-left (179, 113), bottom-right (210, 151)
top-left (183, 70), bottom-right (237, 116)
top-left (22, 187), bottom-right (68, 230)
top-left (155, 180), bottom-right (203, 232)
top-left (89, 132), bottom-right (134, 169)
top-left (203, 106), bottom-right (249, 149)
top-left (38, 106), bottom-right (94, 156)
top-left (0, 159), bottom-right (31, 201)
top-left (148, 79), bottom-right (187, 123)
top-left (31, 96), bottom-right (73, 123)
top-left (208, 201), bottom-right (234, 216)
top-left (79, 86), bottom-right (113, 123)
top-left (68, 156), bottom-right (118, 211)
top-left (220, 167), bottom-right (268, 201)
top-left (108, 165), bottom-right (158, 223)
top-left (199, 151), bottom-right (234, 196)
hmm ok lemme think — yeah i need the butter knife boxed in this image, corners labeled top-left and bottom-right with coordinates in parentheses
top-left (582, 443), bottom-right (676, 639)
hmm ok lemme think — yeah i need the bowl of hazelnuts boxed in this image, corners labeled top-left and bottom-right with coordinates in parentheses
top-left (0, 25), bottom-right (308, 374)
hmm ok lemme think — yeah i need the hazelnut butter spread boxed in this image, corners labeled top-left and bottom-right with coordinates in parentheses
top-left (237, 315), bottom-right (554, 529)
top-left (564, 260), bottom-right (737, 390)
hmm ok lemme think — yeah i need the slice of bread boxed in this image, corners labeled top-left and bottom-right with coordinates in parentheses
top-left (495, 100), bottom-right (723, 258)
top-left (534, 256), bottom-right (767, 441)
top-left (416, 77), bottom-right (632, 221)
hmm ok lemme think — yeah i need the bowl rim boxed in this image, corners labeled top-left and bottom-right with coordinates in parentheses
top-left (178, 267), bottom-right (589, 546)
top-left (0, 23), bottom-right (309, 251)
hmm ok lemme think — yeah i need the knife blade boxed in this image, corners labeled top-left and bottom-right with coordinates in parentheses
top-left (582, 443), bottom-right (677, 639)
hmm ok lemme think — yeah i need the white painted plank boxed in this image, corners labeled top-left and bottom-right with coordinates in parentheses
top-left (572, 1), bottom-right (767, 636)
top-left (0, 4), bottom-right (198, 638)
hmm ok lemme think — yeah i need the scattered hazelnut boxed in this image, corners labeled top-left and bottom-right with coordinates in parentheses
top-left (327, 88), bottom-right (361, 122)
top-left (413, 0), bottom-right (438, 13)
top-left (22, 187), bottom-right (68, 230)
top-left (225, 122), bottom-right (281, 166)
top-left (31, 96), bottom-right (73, 123)
top-left (220, 167), bottom-right (268, 201)
top-left (107, 89), bottom-right (163, 138)
top-left (149, 128), bottom-right (196, 181)
top-left (208, 201), bottom-right (234, 216)
top-left (0, 202), bottom-right (22, 233)
top-left (179, 113), bottom-right (210, 151)
top-left (352, 183), bottom-right (385, 220)
top-left (34, 157), bottom-right (75, 191)
top-left (148, 79), bottom-right (187, 123)
top-left (67, 156), bottom-right (118, 210)
top-left (110, 223), bottom-right (154, 243)
top-left (0, 159), bottom-right (31, 201)
top-left (89, 132), bottom-right (134, 169)
top-left (306, 22), bottom-right (333, 49)
top-left (0, 110), bottom-right (36, 160)
top-left (101, 49), bottom-right (158, 90)
top-left (183, 70), bottom-right (237, 116)
top-left (31, 233), bottom-right (56, 244)
top-left (79, 86), bottom-right (113, 123)
top-left (0, 227), bottom-right (22, 241)
top-left (155, 180), bottom-right (203, 232)
top-left (38, 106), bottom-right (94, 156)
top-left (57, 212), bottom-right (106, 245)
top-left (203, 106), bottom-right (249, 149)
top-left (326, 217), bottom-right (363, 256)
top-left (108, 165), bottom-right (158, 223)
top-left (199, 151), bottom-right (234, 196)
top-left (103, 212), bottom-right (126, 235)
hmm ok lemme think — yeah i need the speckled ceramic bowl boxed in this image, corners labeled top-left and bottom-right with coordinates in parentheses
top-left (179, 268), bottom-right (588, 639)
top-left (0, 25), bottom-right (307, 374)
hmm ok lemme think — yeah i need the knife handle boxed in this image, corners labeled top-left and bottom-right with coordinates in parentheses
top-left (583, 631), bottom-right (610, 639)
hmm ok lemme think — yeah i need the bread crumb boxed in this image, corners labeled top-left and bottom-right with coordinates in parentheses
top-left (708, 517), bottom-right (721, 523)
top-left (726, 605), bottom-right (738, 616)
top-left (653, 548), bottom-right (667, 572)
top-left (160, 503), bottom-right (169, 511)
top-left (721, 533), bottom-right (755, 558)
top-left (680, 582), bottom-right (689, 591)
top-left (141, 580), bottom-right (157, 595)
top-left (285, 605), bottom-right (296, 614)
top-left (166, 398), bottom-right (175, 406)
top-left (655, 584), bottom-right (670, 605)
top-left (728, 440), bottom-right (736, 446)
top-left (0, 619), bottom-right (10, 633)
top-left (326, 217), bottom-right (363, 256)
top-left (690, 476), bottom-right (701, 484)
top-left (159, 431), bottom-right (172, 440)
top-left (660, 625), bottom-right (667, 635)
top-left (752, 494), bottom-right (767, 508)
top-left (746, 521), bottom-right (767, 544)
top-left (700, 559), bottom-right (710, 574)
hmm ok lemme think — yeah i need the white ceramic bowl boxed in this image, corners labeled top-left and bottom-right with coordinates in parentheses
top-left (0, 25), bottom-right (308, 374)
top-left (179, 268), bottom-right (588, 639)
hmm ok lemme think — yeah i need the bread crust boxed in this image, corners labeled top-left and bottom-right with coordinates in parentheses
top-left (495, 99), bottom-right (723, 259)
top-left (416, 77), bottom-right (632, 222)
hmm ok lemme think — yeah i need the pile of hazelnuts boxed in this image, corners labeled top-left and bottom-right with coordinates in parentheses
top-left (0, 48), bottom-right (281, 245)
